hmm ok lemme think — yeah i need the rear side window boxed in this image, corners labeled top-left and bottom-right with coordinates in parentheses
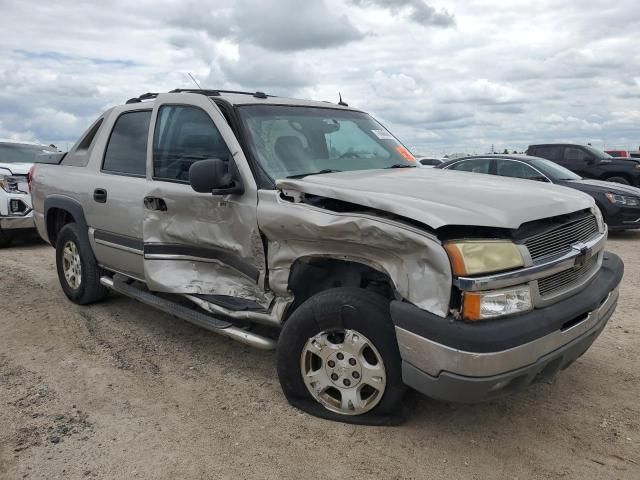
top-left (565, 147), bottom-right (591, 163)
top-left (102, 111), bottom-right (151, 176)
top-left (153, 105), bottom-right (230, 182)
top-left (532, 146), bottom-right (560, 161)
top-left (449, 158), bottom-right (492, 174)
top-left (495, 159), bottom-right (546, 180)
top-left (77, 118), bottom-right (104, 151)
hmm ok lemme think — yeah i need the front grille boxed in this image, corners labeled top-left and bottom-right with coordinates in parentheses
top-left (537, 254), bottom-right (599, 297)
top-left (525, 215), bottom-right (598, 261)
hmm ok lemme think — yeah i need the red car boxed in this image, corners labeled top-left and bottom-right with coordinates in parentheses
top-left (605, 150), bottom-right (629, 158)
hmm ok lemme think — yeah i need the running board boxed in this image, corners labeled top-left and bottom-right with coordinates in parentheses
top-left (184, 294), bottom-right (291, 328)
top-left (99, 277), bottom-right (276, 350)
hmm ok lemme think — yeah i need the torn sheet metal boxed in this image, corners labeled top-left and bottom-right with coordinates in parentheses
top-left (142, 181), bottom-right (271, 307)
top-left (257, 190), bottom-right (452, 317)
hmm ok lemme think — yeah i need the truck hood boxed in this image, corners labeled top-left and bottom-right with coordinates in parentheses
top-left (276, 168), bottom-right (594, 230)
top-left (0, 162), bottom-right (32, 175)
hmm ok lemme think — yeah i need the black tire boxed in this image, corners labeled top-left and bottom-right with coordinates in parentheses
top-left (0, 228), bottom-right (12, 248)
top-left (55, 223), bottom-right (109, 305)
top-left (277, 287), bottom-right (406, 425)
top-left (606, 176), bottom-right (630, 185)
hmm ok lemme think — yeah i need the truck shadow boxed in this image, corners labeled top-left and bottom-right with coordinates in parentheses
top-left (2, 234), bottom-right (46, 250)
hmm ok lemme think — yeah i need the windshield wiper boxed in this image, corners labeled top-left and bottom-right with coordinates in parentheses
top-left (286, 169), bottom-right (342, 179)
top-left (383, 164), bottom-right (416, 169)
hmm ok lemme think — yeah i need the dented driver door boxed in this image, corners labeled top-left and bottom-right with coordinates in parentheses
top-left (142, 93), bottom-right (271, 307)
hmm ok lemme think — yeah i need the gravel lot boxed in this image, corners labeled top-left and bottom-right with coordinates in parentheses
top-left (0, 234), bottom-right (638, 480)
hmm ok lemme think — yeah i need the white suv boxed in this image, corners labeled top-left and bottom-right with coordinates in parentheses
top-left (0, 140), bottom-right (57, 247)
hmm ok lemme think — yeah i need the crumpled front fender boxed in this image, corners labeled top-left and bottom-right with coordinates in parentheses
top-left (258, 190), bottom-right (452, 317)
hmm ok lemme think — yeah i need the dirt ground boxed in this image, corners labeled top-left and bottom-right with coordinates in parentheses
top-left (0, 234), bottom-right (638, 480)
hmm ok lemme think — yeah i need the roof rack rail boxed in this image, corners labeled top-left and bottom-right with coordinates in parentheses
top-left (125, 92), bottom-right (159, 104)
top-left (169, 88), bottom-right (271, 99)
top-left (126, 89), bottom-right (271, 105)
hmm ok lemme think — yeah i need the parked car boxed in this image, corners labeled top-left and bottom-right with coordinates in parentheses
top-left (437, 154), bottom-right (640, 231)
top-left (0, 140), bottom-right (58, 247)
top-left (31, 89), bottom-right (623, 423)
top-left (605, 150), bottom-right (630, 158)
top-left (416, 156), bottom-right (444, 167)
top-left (526, 143), bottom-right (640, 186)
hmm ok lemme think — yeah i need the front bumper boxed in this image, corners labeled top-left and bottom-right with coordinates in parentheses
top-left (0, 212), bottom-right (35, 230)
top-left (0, 190), bottom-right (34, 231)
top-left (392, 251), bottom-right (624, 402)
top-left (604, 204), bottom-right (640, 231)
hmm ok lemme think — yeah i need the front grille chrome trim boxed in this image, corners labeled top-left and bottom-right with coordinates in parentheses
top-left (525, 215), bottom-right (599, 261)
top-left (454, 229), bottom-right (607, 292)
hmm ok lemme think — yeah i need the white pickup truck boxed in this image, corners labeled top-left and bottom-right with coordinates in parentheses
top-left (0, 140), bottom-right (58, 247)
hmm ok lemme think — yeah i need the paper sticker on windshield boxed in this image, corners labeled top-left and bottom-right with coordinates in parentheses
top-left (371, 129), bottom-right (395, 140)
top-left (395, 146), bottom-right (416, 162)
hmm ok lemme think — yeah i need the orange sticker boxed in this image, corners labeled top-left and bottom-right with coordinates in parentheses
top-left (395, 146), bottom-right (416, 162)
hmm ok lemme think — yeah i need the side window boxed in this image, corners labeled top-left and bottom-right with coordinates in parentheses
top-left (102, 111), bottom-right (151, 176)
top-left (495, 160), bottom-right (546, 180)
top-left (565, 147), bottom-right (591, 163)
top-left (153, 105), bottom-right (230, 182)
top-left (449, 158), bottom-right (491, 174)
top-left (533, 147), bottom-right (560, 161)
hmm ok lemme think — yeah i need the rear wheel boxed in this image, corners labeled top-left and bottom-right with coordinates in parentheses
top-left (55, 223), bottom-right (109, 305)
top-left (277, 287), bottom-right (406, 424)
top-left (606, 176), bottom-right (630, 185)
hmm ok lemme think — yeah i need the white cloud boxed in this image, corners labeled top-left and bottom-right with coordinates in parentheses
top-left (0, 0), bottom-right (638, 155)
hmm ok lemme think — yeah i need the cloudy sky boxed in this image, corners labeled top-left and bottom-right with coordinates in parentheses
top-left (0, 0), bottom-right (638, 155)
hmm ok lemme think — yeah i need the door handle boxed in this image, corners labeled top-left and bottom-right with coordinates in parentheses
top-left (144, 196), bottom-right (168, 212)
top-left (94, 188), bottom-right (108, 203)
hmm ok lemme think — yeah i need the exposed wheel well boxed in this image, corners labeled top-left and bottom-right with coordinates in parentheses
top-left (285, 257), bottom-right (396, 319)
top-left (46, 208), bottom-right (76, 247)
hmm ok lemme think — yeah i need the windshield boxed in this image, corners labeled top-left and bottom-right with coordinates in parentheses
top-left (585, 145), bottom-right (612, 159)
top-left (0, 143), bottom-right (56, 163)
top-left (528, 157), bottom-right (581, 181)
top-left (237, 105), bottom-right (416, 180)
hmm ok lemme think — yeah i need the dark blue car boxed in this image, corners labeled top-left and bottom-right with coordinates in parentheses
top-left (437, 154), bottom-right (640, 231)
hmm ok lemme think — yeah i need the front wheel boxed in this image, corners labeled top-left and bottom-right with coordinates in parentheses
top-left (277, 288), bottom-right (406, 424)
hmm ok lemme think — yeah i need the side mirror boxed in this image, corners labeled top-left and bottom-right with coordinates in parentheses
top-left (189, 159), bottom-right (244, 195)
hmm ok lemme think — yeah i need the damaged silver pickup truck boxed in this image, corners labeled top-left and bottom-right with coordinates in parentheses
top-left (31, 89), bottom-right (623, 424)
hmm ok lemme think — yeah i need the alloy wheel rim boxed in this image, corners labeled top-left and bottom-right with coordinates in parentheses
top-left (300, 329), bottom-right (386, 415)
top-left (62, 241), bottom-right (82, 290)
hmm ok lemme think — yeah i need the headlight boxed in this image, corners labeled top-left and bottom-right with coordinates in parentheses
top-left (444, 240), bottom-right (524, 276)
top-left (605, 192), bottom-right (640, 207)
top-left (591, 205), bottom-right (605, 232)
top-left (463, 285), bottom-right (533, 321)
top-left (0, 174), bottom-right (18, 193)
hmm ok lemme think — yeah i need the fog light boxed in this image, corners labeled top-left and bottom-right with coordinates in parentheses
top-left (463, 285), bottom-right (532, 321)
top-left (9, 199), bottom-right (24, 214)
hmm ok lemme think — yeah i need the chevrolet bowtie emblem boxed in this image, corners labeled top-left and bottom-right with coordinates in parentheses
top-left (572, 242), bottom-right (590, 267)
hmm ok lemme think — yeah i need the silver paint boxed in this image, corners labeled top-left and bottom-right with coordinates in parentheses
top-left (257, 190), bottom-right (452, 317)
top-left (396, 288), bottom-right (618, 378)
